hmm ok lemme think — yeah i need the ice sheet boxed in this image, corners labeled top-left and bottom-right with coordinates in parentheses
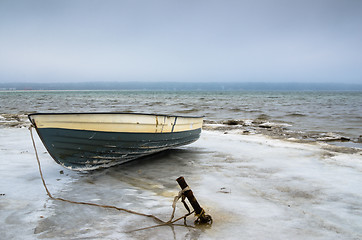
top-left (0, 128), bottom-right (361, 239)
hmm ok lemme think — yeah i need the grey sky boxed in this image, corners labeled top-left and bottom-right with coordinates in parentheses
top-left (0, 0), bottom-right (361, 83)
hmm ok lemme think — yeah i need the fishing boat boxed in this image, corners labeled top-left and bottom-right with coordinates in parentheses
top-left (28, 113), bottom-right (203, 170)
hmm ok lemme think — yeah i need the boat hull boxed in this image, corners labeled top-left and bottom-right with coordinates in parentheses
top-left (29, 113), bottom-right (203, 170)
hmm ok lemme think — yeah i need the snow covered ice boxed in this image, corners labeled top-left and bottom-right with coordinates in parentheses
top-left (1, 127), bottom-right (362, 239)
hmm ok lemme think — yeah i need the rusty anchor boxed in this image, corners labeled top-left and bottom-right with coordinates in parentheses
top-left (176, 176), bottom-right (213, 225)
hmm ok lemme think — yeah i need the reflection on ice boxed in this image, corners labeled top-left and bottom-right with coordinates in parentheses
top-left (34, 149), bottom-right (209, 239)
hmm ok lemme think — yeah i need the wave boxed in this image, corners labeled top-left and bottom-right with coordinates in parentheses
top-left (229, 107), bottom-right (242, 112)
top-left (286, 113), bottom-right (307, 117)
top-left (175, 108), bottom-right (200, 114)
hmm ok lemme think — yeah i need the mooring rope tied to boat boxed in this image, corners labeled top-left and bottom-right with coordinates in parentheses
top-left (29, 125), bottom-right (205, 232)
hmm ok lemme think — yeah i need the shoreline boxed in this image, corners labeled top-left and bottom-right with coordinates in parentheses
top-left (203, 121), bottom-right (362, 153)
top-left (1, 113), bottom-right (361, 151)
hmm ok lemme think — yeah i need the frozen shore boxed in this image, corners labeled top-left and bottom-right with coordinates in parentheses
top-left (1, 127), bottom-right (362, 239)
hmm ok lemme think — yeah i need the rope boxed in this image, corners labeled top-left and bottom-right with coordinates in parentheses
top-left (169, 186), bottom-right (191, 222)
top-left (126, 210), bottom-right (195, 233)
top-left (29, 125), bottom-right (195, 231)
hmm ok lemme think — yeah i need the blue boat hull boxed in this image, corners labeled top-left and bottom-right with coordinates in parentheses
top-left (35, 127), bottom-right (201, 170)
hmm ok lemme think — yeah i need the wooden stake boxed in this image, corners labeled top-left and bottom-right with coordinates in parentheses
top-left (176, 176), bottom-right (212, 224)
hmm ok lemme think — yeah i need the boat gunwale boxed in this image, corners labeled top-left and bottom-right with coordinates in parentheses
top-left (28, 112), bottom-right (204, 122)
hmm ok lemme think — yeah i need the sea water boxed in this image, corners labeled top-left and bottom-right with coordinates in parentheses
top-left (0, 90), bottom-right (361, 147)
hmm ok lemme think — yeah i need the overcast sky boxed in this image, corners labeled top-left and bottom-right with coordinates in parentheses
top-left (0, 0), bottom-right (361, 83)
